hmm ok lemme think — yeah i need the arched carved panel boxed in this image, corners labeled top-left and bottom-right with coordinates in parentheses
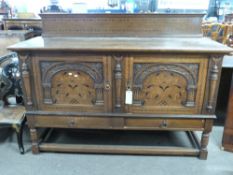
top-left (51, 70), bottom-right (96, 105)
top-left (139, 71), bottom-right (187, 106)
top-left (133, 63), bottom-right (199, 107)
top-left (40, 61), bottom-right (104, 105)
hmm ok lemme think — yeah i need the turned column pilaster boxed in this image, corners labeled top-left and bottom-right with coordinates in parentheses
top-left (20, 54), bottom-right (33, 106)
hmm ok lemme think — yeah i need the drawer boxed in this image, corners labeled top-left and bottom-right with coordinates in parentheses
top-left (29, 116), bottom-right (205, 131)
top-left (32, 116), bottom-right (112, 129)
top-left (125, 118), bottom-right (205, 130)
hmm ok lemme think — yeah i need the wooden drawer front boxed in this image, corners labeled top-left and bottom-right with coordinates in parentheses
top-left (125, 118), bottom-right (205, 130)
top-left (125, 55), bottom-right (208, 114)
top-left (30, 116), bottom-right (204, 130)
top-left (32, 116), bottom-right (112, 129)
top-left (32, 54), bottom-right (112, 112)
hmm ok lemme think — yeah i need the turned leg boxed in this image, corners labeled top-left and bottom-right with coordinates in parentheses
top-left (199, 131), bottom-right (210, 160)
top-left (30, 128), bottom-right (39, 154)
top-left (199, 119), bottom-right (213, 160)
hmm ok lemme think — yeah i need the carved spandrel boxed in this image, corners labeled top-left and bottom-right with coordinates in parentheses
top-left (41, 62), bottom-right (103, 84)
top-left (133, 64), bottom-right (198, 86)
top-left (41, 62), bottom-right (104, 105)
top-left (133, 63), bottom-right (199, 107)
top-left (20, 54), bottom-right (33, 106)
top-left (206, 56), bottom-right (222, 112)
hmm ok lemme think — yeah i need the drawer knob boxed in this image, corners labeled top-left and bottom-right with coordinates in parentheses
top-left (68, 119), bottom-right (76, 127)
top-left (105, 81), bottom-right (111, 90)
top-left (160, 120), bottom-right (168, 128)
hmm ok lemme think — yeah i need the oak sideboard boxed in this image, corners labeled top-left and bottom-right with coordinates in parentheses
top-left (9, 14), bottom-right (233, 159)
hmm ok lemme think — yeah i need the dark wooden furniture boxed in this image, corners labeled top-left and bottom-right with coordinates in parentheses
top-left (3, 18), bottom-right (42, 36)
top-left (0, 106), bottom-right (26, 154)
top-left (221, 21), bottom-right (233, 151)
top-left (3, 18), bottom-right (42, 30)
top-left (222, 63), bottom-right (233, 152)
top-left (9, 14), bottom-right (233, 159)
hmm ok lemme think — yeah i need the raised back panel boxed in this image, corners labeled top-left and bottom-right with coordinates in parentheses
top-left (40, 13), bottom-right (203, 37)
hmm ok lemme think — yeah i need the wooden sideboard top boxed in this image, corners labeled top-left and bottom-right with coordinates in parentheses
top-left (8, 36), bottom-right (233, 54)
top-left (7, 14), bottom-right (233, 54)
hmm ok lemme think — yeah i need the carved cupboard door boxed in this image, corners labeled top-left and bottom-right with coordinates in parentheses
top-left (33, 54), bottom-right (112, 112)
top-left (124, 55), bottom-right (208, 114)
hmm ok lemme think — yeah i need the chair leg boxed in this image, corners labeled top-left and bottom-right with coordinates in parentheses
top-left (15, 116), bottom-right (27, 154)
top-left (16, 128), bottom-right (24, 154)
